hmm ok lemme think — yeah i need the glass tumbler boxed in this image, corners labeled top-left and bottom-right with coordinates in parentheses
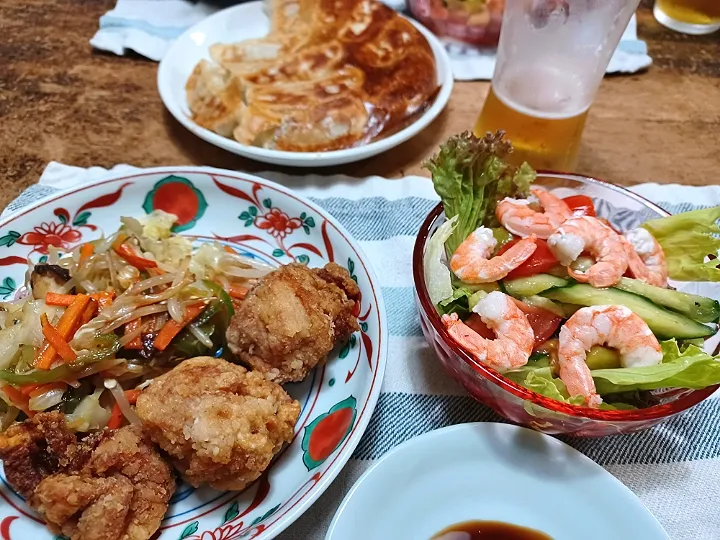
top-left (654, 0), bottom-right (720, 35)
top-left (473, 0), bottom-right (641, 172)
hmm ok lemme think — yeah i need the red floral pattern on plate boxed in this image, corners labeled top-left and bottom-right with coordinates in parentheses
top-left (255, 208), bottom-right (302, 239)
top-left (0, 171), bottom-right (384, 540)
top-left (17, 221), bottom-right (82, 254)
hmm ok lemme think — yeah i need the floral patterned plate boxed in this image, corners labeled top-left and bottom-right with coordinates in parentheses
top-left (0, 167), bottom-right (388, 540)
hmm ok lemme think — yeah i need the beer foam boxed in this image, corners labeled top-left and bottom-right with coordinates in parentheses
top-left (494, 65), bottom-right (592, 120)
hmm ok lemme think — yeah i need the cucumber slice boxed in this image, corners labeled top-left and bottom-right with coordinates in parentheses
top-left (586, 346), bottom-right (621, 370)
top-left (520, 295), bottom-right (568, 317)
top-left (468, 290), bottom-right (488, 310)
top-left (542, 284), bottom-right (715, 339)
top-left (465, 282), bottom-right (500, 293)
top-left (615, 277), bottom-right (720, 323)
top-left (503, 274), bottom-right (568, 297)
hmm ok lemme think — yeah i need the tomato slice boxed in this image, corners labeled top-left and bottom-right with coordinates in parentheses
top-left (463, 301), bottom-right (563, 348)
top-left (464, 313), bottom-right (496, 340)
top-left (512, 299), bottom-right (563, 348)
top-left (498, 238), bottom-right (559, 279)
top-left (563, 195), bottom-right (596, 217)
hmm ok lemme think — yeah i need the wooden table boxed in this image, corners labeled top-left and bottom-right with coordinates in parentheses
top-left (1, 0), bottom-right (719, 211)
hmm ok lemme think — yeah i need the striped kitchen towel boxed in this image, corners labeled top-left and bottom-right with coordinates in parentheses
top-left (5, 163), bottom-right (720, 540)
top-left (89, 0), bottom-right (652, 80)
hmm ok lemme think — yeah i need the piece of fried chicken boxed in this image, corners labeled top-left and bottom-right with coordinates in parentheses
top-left (136, 356), bottom-right (300, 491)
top-left (226, 262), bottom-right (360, 383)
top-left (0, 413), bottom-right (174, 540)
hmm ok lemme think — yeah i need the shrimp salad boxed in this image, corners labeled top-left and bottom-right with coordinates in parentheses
top-left (424, 131), bottom-right (720, 409)
top-left (0, 210), bottom-right (272, 431)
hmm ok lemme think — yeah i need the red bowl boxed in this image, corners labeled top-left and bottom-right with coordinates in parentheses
top-left (407, 0), bottom-right (504, 47)
top-left (412, 172), bottom-right (719, 437)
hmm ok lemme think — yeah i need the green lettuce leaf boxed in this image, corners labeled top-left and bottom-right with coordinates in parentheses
top-left (424, 215), bottom-right (458, 305)
top-left (641, 206), bottom-right (720, 281)
top-left (505, 358), bottom-right (585, 406)
top-left (436, 286), bottom-right (488, 317)
top-left (591, 339), bottom-right (720, 394)
top-left (423, 131), bottom-right (534, 255)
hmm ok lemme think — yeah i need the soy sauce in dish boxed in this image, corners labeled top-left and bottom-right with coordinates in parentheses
top-left (431, 521), bottom-right (553, 540)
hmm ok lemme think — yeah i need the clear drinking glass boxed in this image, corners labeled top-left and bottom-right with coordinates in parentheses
top-left (473, 0), bottom-right (641, 172)
top-left (654, 0), bottom-right (720, 35)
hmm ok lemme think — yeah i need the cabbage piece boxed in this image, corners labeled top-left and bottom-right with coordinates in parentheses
top-left (189, 243), bottom-right (229, 280)
top-left (140, 210), bottom-right (177, 240)
top-left (0, 300), bottom-right (55, 369)
top-left (66, 388), bottom-right (111, 432)
top-left (591, 339), bottom-right (720, 394)
top-left (424, 215), bottom-right (458, 305)
top-left (29, 387), bottom-right (65, 411)
top-left (641, 206), bottom-right (720, 281)
top-left (134, 210), bottom-right (193, 266)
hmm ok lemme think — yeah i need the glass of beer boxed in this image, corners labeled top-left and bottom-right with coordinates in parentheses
top-left (654, 0), bottom-right (720, 34)
top-left (474, 0), bottom-right (641, 171)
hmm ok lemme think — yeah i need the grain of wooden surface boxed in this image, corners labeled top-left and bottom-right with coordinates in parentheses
top-left (0, 0), bottom-right (719, 210)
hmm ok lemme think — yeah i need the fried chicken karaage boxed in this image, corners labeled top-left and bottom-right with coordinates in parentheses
top-left (136, 356), bottom-right (300, 491)
top-left (226, 262), bottom-right (360, 383)
top-left (0, 413), bottom-right (174, 540)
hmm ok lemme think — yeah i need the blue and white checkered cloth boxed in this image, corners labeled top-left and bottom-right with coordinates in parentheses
top-left (89, 0), bottom-right (653, 80)
top-left (6, 163), bottom-right (720, 540)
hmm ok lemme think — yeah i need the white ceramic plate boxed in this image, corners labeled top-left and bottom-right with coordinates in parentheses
top-left (0, 167), bottom-right (388, 539)
top-left (326, 423), bottom-right (670, 540)
top-left (157, 1), bottom-right (454, 167)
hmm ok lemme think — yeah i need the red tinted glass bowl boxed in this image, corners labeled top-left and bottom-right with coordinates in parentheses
top-left (412, 172), bottom-right (719, 437)
top-left (407, 0), bottom-right (504, 47)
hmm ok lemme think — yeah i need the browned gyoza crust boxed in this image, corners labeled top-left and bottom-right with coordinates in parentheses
top-left (186, 0), bottom-right (438, 151)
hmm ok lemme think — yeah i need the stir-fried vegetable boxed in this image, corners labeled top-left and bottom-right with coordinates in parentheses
top-left (154, 302), bottom-right (207, 351)
top-left (0, 211), bottom-right (273, 432)
top-left (36, 294), bottom-right (90, 369)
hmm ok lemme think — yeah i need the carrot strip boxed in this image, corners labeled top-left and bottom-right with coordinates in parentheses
top-left (41, 314), bottom-right (77, 363)
top-left (79, 243), bottom-right (94, 263)
top-left (91, 291), bottom-right (115, 312)
top-left (45, 293), bottom-right (76, 306)
top-left (125, 389), bottom-right (141, 404)
top-left (36, 294), bottom-right (90, 370)
top-left (124, 318), bottom-right (143, 350)
top-left (28, 382), bottom-right (66, 399)
top-left (19, 384), bottom-right (41, 396)
top-left (228, 284), bottom-right (249, 300)
top-left (107, 402), bottom-right (123, 430)
top-left (153, 302), bottom-right (206, 351)
top-left (2, 385), bottom-right (32, 416)
top-left (223, 245), bottom-right (237, 254)
top-left (81, 299), bottom-right (98, 324)
top-left (113, 236), bottom-right (158, 269)
top-left (146, 267), bottom-right (167, 276)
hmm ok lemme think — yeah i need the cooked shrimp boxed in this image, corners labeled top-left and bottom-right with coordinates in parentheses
top-left (547, 216), bottom-right (628, 288)
top-left (619, 234), bottom-right (653, 284)
top-left (559, 305), bottom-right (662, 407)
top-left (442, 291), bottom-right (534, 372)
top-left (450, 227), bottom-right (537, 284)
top-left (625, 228), bottom-right (668, 287)
top-left (496, 188), bottom-right (572, 239)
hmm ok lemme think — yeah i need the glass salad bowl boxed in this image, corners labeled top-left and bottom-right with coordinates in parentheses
top-left (407, 0), bottom-right (504, 47)
top-left (412, 172), bottom-right (720, 437)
